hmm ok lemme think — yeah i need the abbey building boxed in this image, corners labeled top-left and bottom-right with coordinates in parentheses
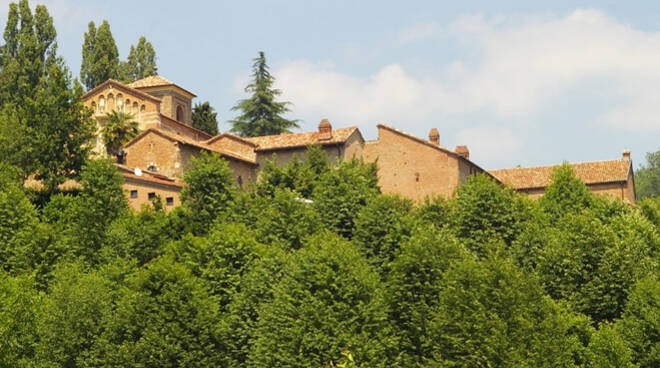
top-left (81, 76), bottom-right (636, 210)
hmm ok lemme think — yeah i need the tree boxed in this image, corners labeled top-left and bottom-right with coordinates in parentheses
top-left (426, 254), bottom-right (589, 367)
top-left (229, 51), bottom-right (299, 137)
top-left (120, 35), bottom-right (157, 82)
top-left (248, 234), bottom-right (395, 368)
top-left (540, 163), bottom-right (593, 218)
top-left (385, 228), bottom-right (469, 366)
top-left (311, 158), bottom-right (380, 239)
top-left (181, 151), bottom-right (236, 233)
top-left (617, 276), bottom-right (660, 368)
top-left (635, 150), bottom-right (660, 199)
top-left (80, 20), bottom-right (119, 90)
top-left (0, 1), bottom-right (95, 193)
top-left (191, 101), bottom-right (219, 135)
top-left (101, 111), bottom-right (139, 160)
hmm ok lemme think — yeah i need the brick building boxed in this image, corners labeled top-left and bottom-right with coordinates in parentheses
top-left (82, 76), bottom-right (636, 210)
top-left (489, 151), bottom-right (636, 203)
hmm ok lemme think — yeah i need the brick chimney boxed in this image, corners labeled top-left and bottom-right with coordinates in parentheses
top-left (455, 145), bottom-right (469, 160)
top-left (429, 128), bottom-right (440, 146)
top-left (318, 119), bottom-right (332, 140)
top-left (622, 149), bottom-right (631, 161)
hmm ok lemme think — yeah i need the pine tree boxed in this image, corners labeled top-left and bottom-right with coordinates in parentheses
top-left (229, 51), bottom-right (299, 137)
top-left (120, 36), bottom-right (157, 82)
top-left (80, 20), bottom-right (119, 90)
top-left (191, 101), bottom-right (219, 135)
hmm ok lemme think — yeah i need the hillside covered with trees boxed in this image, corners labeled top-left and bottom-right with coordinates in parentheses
top-left (0, 1), bottom-right (659, 367)
top-left (1, 146), bottom-right (659, 367)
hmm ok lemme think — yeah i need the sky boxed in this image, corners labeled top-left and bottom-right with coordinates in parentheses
top-left (2, 0), bottom-right (660, 170)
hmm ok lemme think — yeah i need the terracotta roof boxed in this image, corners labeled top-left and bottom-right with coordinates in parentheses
top-left (128, 75), bottom-right (196, 97)
top-left (489, 159), bottom-right (631, 189)
top-left (115, 163), bottom-right (184, 188)
top-left (81, 79), bottom-right (162, 103)
top-left (205, 132), bottom-right (258, 147)
top-left (245, 126), bottom-right (361, 151)
top-left (159, 114), bottom-right (212, 141)
top-left (123, 128), bottom-right (257, 165)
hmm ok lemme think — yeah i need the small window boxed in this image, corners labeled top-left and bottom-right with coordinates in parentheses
top-left (98, 96), bottom-right (106, 112)
top-left (107, 93), bottom-right (114, 110)
top-left (237, 176), bottom-right (243, 189)
top-left (176, 105), bottom-right (184, 121)
top-left (140, 104), bottom-right (146, 112)
top-left (130, 190), bottom-right (138, 198)
top-left (91, 101), bottom-right (96, 111)
top-left (148, 192), bottom-right (156, 200)
top-left (147, 165), bottom-right (157, 172)
top-left (166, 197), bottom-right (174, 206)
top-left (133, 101), bottom-right (139, 113)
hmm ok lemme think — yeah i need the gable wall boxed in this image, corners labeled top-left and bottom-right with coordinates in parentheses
top-left (362, 127), bottom-right (460, 201)
top-left (207, 136), bottom-right (257, 161)
top-left (124, 132), bottom-right (182, 178)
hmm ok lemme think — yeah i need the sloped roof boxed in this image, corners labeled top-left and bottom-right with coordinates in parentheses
top-left (115, 163), bottom-right (184, 188)
top-left (245, 126), bottom-right (361, 151)
top-left (123, 128), bottom-right (257, 165)
top-left (128, 75), bottom-right (196, 97)
top-left (205, 132), bottom-right (258, 147)
top-left (81, 79), bottom-right (162, 103)
top-left (489, 159), bottom-right (631, 189)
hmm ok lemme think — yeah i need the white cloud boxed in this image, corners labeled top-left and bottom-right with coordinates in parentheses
top-left (268, 9), bottom-right (660, 137)
top-left (455, 126), bottom-right (523, 163)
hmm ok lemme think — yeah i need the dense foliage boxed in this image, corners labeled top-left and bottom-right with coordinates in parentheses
top-left (1, 144), bottom-right (658, 367)
top-left (229, 51), bottom-right (299, 137)
top-left (191, 101), bottom-right (219, 135)
top-left (0, 2), bottom-right (658, 367)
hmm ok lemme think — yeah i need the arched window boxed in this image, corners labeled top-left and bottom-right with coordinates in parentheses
top-left (98, 96), bottom-right (106, 112)
top-left (140, 104), bottom-right (146, 112)
top-left (107, 93), bottom-right (114, 111)
top-left (91, 101), bottom-right (96, 112)
top-left (176, 105), bottom-right (184, 121)
top-left (133, 101), bottom-right (138, 113)
top-left (125, 99), bottom-right (130, 112)
top-left (116, 94), bottom-right (124, 112)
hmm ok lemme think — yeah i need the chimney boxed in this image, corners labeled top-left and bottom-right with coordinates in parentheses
top-left (622, 149), bottom-right (631, 161)
top-left (318, 119), bottom-right (332, 140)
top-left (429, 128), bottom-right (440, 146)
top-left (455, 145), bottom-right (469, 160)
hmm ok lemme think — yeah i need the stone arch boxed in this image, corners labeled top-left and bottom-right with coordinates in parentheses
top-left (116, 94), bottom-right (124, 112)
top-left (107, 93), bottom-right (114, 110)
top-left (98, 95), bottom-right (106, 112)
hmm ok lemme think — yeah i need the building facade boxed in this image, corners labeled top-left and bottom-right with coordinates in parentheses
top-left (82, 76), bottom-right (636, 210)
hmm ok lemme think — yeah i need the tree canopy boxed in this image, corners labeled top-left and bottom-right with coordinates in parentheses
top-left (229, 51), bottom-right (299, 137)
top-left (191, 101), bottom-right (219, 135)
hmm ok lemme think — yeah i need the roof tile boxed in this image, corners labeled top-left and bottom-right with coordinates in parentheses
top-left (489, 159), bottom-right (631, 189)
top-left (245, 126), bottom-right (359, 151)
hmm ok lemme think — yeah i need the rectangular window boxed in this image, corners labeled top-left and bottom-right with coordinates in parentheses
top-left (130, 190), bottom-right (138, 198)
top-left (166, 197), bottom-right (174, 206)
top-left (148, 192), bottom-right (156, 200)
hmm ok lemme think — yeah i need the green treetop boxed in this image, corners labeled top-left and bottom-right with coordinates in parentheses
top-left (80, 20), bottom-right (119, 90)
top-left (191, 101), bottom-right (219, 135)
top-left (120, 36), bottom-right (157, 82)
top-left (636, 150), bottom-right (660, 199)
top-left (229, 51), bottom-right (299, 137)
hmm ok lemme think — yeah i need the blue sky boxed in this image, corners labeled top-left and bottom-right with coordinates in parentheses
top-left (2, 0), bottom-right (660, 170)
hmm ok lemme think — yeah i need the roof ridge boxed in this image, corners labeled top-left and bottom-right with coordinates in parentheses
top-left (490, 158), bottom-right (628, 173)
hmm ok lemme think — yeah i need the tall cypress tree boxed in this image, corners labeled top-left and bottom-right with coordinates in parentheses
top-left (229, 51), bottom-right (298, 137)
top-left (0, 0), bottom-right (95, 193)
top-left (80, 20), bottom-right (119, 90)
top-left (120, 36), bottom-right (157, 82)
